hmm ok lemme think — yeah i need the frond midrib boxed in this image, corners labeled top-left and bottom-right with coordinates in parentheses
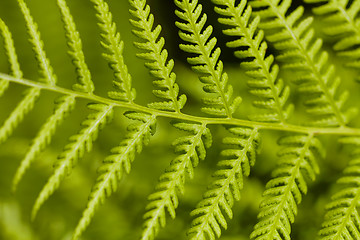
top-left (2, 72), bottom-right (360, 136)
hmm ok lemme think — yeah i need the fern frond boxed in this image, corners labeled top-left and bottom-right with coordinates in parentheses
top-left (0, 0), bottom-right (61, 145)
top-left (17, 0), bottom-right (57, 85)
top-left (212, 0), bottom-right (293, 123)
top-left (305, 0), bottom-right (360, 73)
top-left (31, 103), bottom-right (114, 220)
top-left (251, 0), bottom-right (357, 127)
top-left (0, 17), bottom-right (37, 145)
top-left (91, 0), bottom-right (136, 102)
top-left (0, 87), bottom-right (40, 144)
top-left (188, 127), bottom-right (259, 240)
top-left (0, 18), bottom-right (22, 96)
top-left (142, 122), bottom-right (212, 240)
top-left (57, 0), bottom-right (94, 93)
top-left (174, 0), bottom-right (241, 117)
top-left (12, 95), bottom-right (76, 192)
top-left (251, 134), bottom-right (324, 240)
top-left (73, 112), bottom-right (156, 240)
top-left (129, 0), bottom-right (187, 112)
top-left (319, 137), bottom-right (360, 240)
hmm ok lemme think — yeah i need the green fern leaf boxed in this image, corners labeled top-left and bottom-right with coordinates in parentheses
top-left (212, 0), bottom-right (293, 123)
top-left (188, 127), bottom-right (259, 240)
top-left (57, 0), bottom-right (94, 93)
top-left (305, 0), bottom-right (360, 75)
top-left (319, 137), bottom-right (360, 240)
top-left (73, 112), bottom-right (156, 240)
top-left (142, 122), bottom-right (211, 240)
top-left (251, 134), bottom-right (324, 240)
top-left (0, 87), bottom-right (40, 144)
top-left (91, 0), bottom-right (136, 102)
top-left (174, 0), bottom-right (241, 117)
top-left (31, 103), bottom-right (114, 220)
top-left (129, 0), bottom-right (186, 112)
top-left (0, 0), bottom-right (61, 145)
top-left (17, 0), bottom-right (57, 85)
top-left (12, 95), bottom-right (76, 191)
top-left (0, 18), bottom-right (22, 96)
top-left (251, 0), bottom-right (357, 127)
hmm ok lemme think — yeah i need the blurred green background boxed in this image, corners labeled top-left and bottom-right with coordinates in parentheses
top-left (0, 0), bottom-right (357, 240)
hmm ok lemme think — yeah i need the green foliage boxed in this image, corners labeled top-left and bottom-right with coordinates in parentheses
top-left (1, 0), bottom-right (360, 240)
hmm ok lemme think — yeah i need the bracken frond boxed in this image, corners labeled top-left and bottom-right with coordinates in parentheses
top-left (174, 0), bottom-right (241, 117)
top-left (250, 0), bottom-right (357, 127)
top-left (91, 0), bottom-right (136, 102)
top-left (212, 0), bottom-right (293, 123)
top-left (57, 0), bottom-right (94, 93)
top-left (12, 95), bottom-right (76, 191)
top-left (188, 127), bottom-right (260, 240)
top-left (130, 0), bottom-right (187, 112)
top-left (142, 122), bottom-right (212, 240)
top-left (31, 103), bottom-right (114, 220)
top-left (305, 0), bottom-right (360, 76)
top-left (17, 0), bottom-right (56, 85)
top-left (2, 0), bottom-right (360, 240)
top-left (0, 87), bottom-right (40, 144)
top-left (73, 112), bottom-right (156, 240)
top-left (0, 18), bottom-right (22, 96)
top-left (251, 134), bottom-right (324, 240)
top-left (319, 137), bottom-right (360, 240)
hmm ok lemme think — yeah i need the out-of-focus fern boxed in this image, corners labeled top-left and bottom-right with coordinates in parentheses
top-left (251, 134), bottom-right (324, 240)
top-left (319, 137), bottom-right (360, 240)
top-left (142, 122), bottom-right (211, 240)
top-left (251, 0), bottom-right (357, 127)
top-left (74, 111), bottom-right (156, 240)
top-left (32, 103), bottom-right (114, 220)
top-left (305, 0), bottom-right (360, 76)
top-left (1, 0), bottom-right (360, 240)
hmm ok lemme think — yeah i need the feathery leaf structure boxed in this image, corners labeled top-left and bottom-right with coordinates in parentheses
top-left (188, 127), bottom-right (260, 240)
top-left (2, 0), bottom-right (360, 240)
top-left (12, 95), bottom-right (76, 191)
top-left (305, 0), bottom-right (360, 74)
top-left (175, 0), bottom-right (241, 117)
top-left (251, 134), bottom-right (324, 240)
top-left (142, 122), bottom-right (212, 240)
top-left (74, 112), bottom-right (156, 240)
top-left (17, 0), bottom-right (56, 85)
top-left (32, 103), bottom-right (114, 220)
top-left (0, 19), bottom-right (22, 96)
top-left (212, 0), bottom-right (293, 123)
top-left (0, 0), bottom-right (48, 145)
top-left (0, 87), bottom-right (40, 144)
top-left (57, 0), bottom-right (94, 93)
top-left (12, 0), bottom-right (95, 191)
top-left (91, 0), bottom-right (136, 102)
top-left (319, 137), bottom-right (360, 240)
top-left (129, 0), bottom-right (187, 112)
top-left (250, 0), bottom-right (357, 127)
